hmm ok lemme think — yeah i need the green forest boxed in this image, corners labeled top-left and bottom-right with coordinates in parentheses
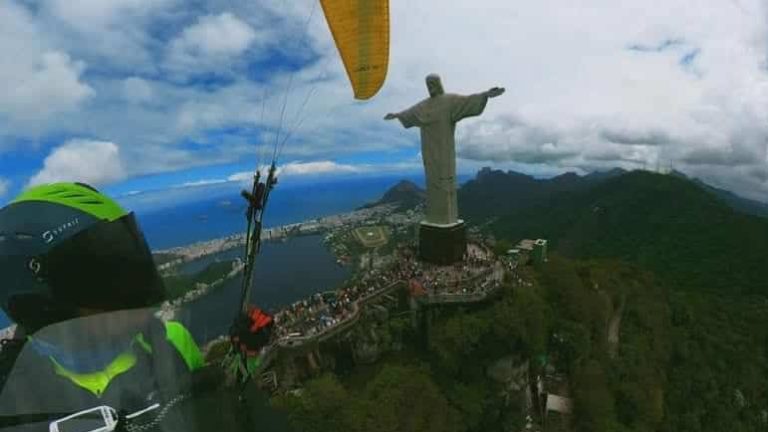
top-left (270, 170), bottom-right (768, 431)
top-left (487, 171), bottom-right (768, 430)
top-left (271, 258), bottom-right (682, 431)
top-left (487, 171), bottom-right (768, 295)
top-left (162, 260), bottom-right (238, 301)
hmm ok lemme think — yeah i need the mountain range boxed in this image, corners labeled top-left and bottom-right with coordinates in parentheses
top-left (292, 168), bottom-right (768, 431)
top-left (459, 167), bottom-right (768, 219)
top-left (372, 167), bottom-right (767, 295)
top-left (669, 170), bottom-right (768, 218)
top-left (360, 179), bottom-right (426, 211)
top-left (455, 167), bottom-right (768, 296)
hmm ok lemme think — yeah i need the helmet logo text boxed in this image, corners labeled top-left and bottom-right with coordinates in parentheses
top-left (28, 258), bottom-right (41, 275)
top-left (42, 218), bottom-right (80, 244)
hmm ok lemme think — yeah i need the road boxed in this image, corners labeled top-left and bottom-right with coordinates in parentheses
top-left (607, 294), bottom-right (626, 358)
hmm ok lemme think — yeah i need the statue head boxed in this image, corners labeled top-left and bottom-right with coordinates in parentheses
top-left (426, 74), bottom-right (444, 97)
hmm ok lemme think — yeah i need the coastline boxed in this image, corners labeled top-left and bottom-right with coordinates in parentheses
top-left (153, 202), bottom-right (409, 321)
top-left (155, 258), bottom-right (245, 322)
top-left (154, 203), bottom-right (401, 272)
top-left (148, 201), bottom-right (512, 370)
top-left (202, 251), bottom-right (508, 369)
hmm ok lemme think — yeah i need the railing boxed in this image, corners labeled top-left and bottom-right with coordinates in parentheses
top-left (276, 280), bottom-right (404, 349)
top-left (274, 266), bottom-right (502, 347)
top-left (421, 291), bottom-right (491, 304)
top-left (418, 268), bottom-right (501, 305)
top-left (247, 264), bottom-right (505, 373)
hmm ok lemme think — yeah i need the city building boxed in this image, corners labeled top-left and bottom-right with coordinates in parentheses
top-left (532, 239), bottom-right (548, 264)
top-left (514, 238), bottom-right (548, 265)
top-left (0, 324), bottom-right (17, 349)
top-left (516, 239), bottom-right (536, 252)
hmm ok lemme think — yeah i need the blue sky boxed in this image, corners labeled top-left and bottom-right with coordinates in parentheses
top-left (1, 0), bottom-right (767, 207)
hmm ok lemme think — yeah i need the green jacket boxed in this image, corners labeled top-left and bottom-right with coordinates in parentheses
top-left (0, 315), bottom-right (290, 431)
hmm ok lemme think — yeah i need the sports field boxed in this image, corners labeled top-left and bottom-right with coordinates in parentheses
top-left (353, 225), bottom-right (389, 248)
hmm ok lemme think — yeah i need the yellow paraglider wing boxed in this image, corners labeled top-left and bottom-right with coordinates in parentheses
top-left (320, 0), bottom-right (389, 100)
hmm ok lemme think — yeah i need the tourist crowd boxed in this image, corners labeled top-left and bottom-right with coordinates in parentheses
top-left (270, 243), bottom-right (503, 343)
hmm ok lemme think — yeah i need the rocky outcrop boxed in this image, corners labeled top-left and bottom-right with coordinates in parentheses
top-left (351, 308), bottom-right (393, 364)
top-left (488, 355), bottom-right (529, 392)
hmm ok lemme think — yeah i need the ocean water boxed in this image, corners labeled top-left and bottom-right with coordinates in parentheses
top-left (140, 176), bottom-right (418, 341)
top-left (0, 233), bottom-right (349, 341)
top-left (138, 175), bottom-right (421, 250)
top-left (0, 173), bottom-right (477, 330)
top-left (0, 176), bottom-right (409, 330)
top-left (180, 234), bottom-right (352, 342)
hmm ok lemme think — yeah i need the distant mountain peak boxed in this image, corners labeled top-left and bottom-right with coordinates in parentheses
top-left (360, 180), bottom-right (425, 210)
top-left (388, 180), bottom-right (424, 194)
top-left (636, 169), bottom-right (768, 217)
top-left (584, 168), bottom-right (627, 181)
top-left (551, 172), bottom-right (581, 182)
top-left (480, 166), bottom-right (768, 295)
top-left (669, 169), bottom-right (689, 179)
top-left (474, 168), bottom-right (535, 186)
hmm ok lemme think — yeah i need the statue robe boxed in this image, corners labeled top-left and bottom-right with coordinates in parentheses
top-left (397, 92), bottom-right (489, 225)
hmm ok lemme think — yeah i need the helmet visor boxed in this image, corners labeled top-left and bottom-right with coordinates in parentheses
top-left (40, 213), bottom-right (166, 312)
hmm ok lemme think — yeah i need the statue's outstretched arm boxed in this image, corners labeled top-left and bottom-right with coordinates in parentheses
top-left (384, 110), bottom-right (416, 128)
top-left (485, 87), bottom-right (505, 98)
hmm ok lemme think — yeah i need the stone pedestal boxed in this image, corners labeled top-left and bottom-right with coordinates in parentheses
top-left (418, 220), bottom-right (467, 265)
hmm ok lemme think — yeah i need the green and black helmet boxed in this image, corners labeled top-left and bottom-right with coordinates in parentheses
top-left (0, 183), bottom-right (165, 332)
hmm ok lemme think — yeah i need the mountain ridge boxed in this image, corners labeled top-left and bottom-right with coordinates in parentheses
top-left (359, 180), bottom-right (425, 211)
top-left (459, 167), bottom-right (766, 220)
top-left (484, 170), bottom-right (768, 294)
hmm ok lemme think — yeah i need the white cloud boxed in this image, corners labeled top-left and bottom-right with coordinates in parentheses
top-left (37, 0), bottom-right (179, 75)
top-left (166, 12), bottom-right (259, 73)
top-left (2, 0), bottom-right (768, 201)
top-left (122, 77), bottom-right (153, 104)
top-left (0, 179), bottom-right (10, 198)
top-left (378, 0), bottom-right (768, 199)
top-left (226, 169), bottom-right (274, 183)
top-left (45, 0), bottom-right (173, 30)
top-left (226, 162), bottom-right (366, 183)
top-left (6, 51), bottom-right (94, 119)
top-left (177, 179), bottom-right (227, 188)
top-left (28, 140), bottom-right (126, 187)
top-left (159, 0), bottom-right (768, 198)
top-left (280, 160), bottom-right (363, 176)
top-left (0, 3), bottom-right (93, 126)
top-left (223, 161), bottom-right (356, 185)
top-left (227, 172), bottom-right (253, 183)
top-left (226, 160), bottom-right (422, 185)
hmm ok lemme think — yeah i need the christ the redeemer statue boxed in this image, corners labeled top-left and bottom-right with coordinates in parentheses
top-left (385, 73), bottom-right (504, 264)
